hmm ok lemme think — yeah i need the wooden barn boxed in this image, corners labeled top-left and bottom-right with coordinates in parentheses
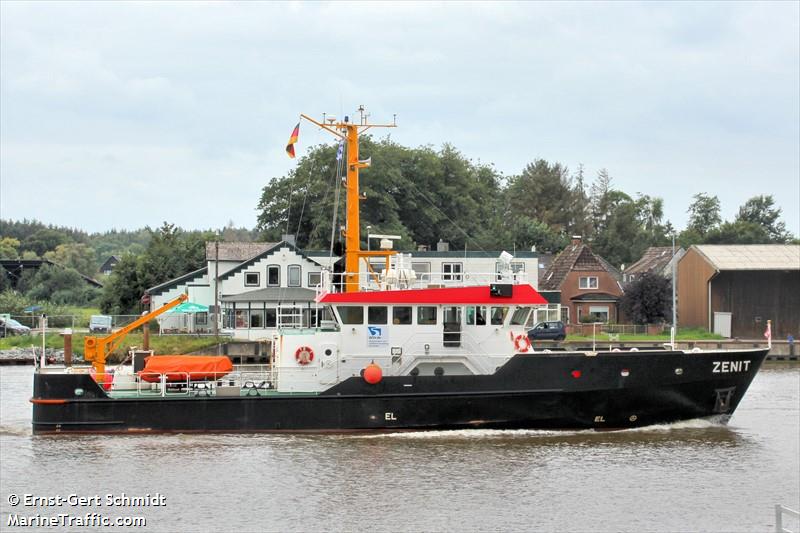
top-left (677, 245), bottom-right (799, 339)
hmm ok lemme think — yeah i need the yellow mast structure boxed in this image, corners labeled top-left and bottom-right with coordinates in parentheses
top-left (299, 106), bottom-right (397, 292)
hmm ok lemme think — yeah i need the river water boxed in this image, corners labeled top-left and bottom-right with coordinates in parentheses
top-left (1, 365), bottom-right (798, 533)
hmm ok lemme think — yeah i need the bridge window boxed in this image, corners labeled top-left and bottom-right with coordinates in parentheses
top-left (393, 306), bottom-right (412, 325)
top-left (490, 306), bottom-right (509, 325)
top-left (466, 306), bottom-right (487, 326)
top-left (510, 307), bottom-right (530, 326)
top-left (418, 306), bottom-right (437, 325)
top-left (368, 306), bottom-right (388, 325)
top-left (338, 306), bottom-right (364, 325)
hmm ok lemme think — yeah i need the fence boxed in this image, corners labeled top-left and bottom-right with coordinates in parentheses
top-left (9, 314), bottom-right (161, 331)
top-left (566, 323), bottom-right (667, 337)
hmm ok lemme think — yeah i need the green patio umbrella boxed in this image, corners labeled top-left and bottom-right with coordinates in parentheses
top-left (167, 302), bottom-right (209, 313)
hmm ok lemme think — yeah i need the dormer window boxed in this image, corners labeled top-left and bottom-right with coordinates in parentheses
top-left (579, 276), bottom-right (598, 289)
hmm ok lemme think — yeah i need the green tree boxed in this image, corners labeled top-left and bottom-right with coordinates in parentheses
top-left (620, 272), bottom-right (672, 324)
top-left (505, 159), bottom-right (574, 234)
top-left (0, 237), bottom-right (21, 259)
top-left (735, 195), bottom-right (792, 242)
top-left (22, 228), bottom-right (70, 256)
top-left (686, 193), bottom-right (721, 236)
top-left (24, 265), bottom-right (100, 306)
top-left (44, 243), bottom-right (97, 276)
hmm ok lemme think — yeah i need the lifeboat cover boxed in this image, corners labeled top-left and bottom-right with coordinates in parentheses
top-left (138, 355), bottom-right (233, 383)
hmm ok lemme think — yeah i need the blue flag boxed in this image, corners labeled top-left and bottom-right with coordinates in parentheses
top-left (336, 141), bottom-right (344, 162)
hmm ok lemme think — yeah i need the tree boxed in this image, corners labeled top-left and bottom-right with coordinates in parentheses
top-left (99, 223), bottom-right (209, 314)
top-left (24, 265), bottom-right (100, 306)
top-left (44, 243), bottom-right (97, 276)
top-left (735, 195), bottom-right (792, 242)
top-left (0, 237), bottom-right (21, 259)
top-left (620, 272), bottom-right (672, 325)
top-left (22, 228), bottom-right (70, 256)
top-left (505, 159), bottom-right (574, 233)
top-left (686, 193), bottom-right (721, 236)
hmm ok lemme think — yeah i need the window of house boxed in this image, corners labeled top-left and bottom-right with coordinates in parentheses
top-left (265, 308), bottom-right (277, 328)
top-left (279, 307), bottom-right (301, 328)
top-left (393, 306), bottom-right (412, 325)
top-left (579, 276), bottom-right (598, 289)
top-left (308, 272), bottom-right (321, 287)
top-left (223, 308), bottom-right (234, 329)
top-left (195, 312), bottom-right (208, 326)
top-left (245, 272), bottom-right (260, 286)
top-left (235, 309), bottom-right (249, 329)
top-left (490, 306), bottom-right (509, 325)
top-left (368, 306), bottom-right (388, 325)
top-left (442, 263), bottom-right (463, 282)
top-left (288, 265), bottom-right (301, 287)
top-left (250, 309), bottom-right (264, 328)
top-left (589, 305), bottom-right (610, 323)
top-left (337, 306), bottom-right (364, 324)
top-left (418, 306), bottom-right (437, 325)
top-left (267, 265), bottom-right (280, 286)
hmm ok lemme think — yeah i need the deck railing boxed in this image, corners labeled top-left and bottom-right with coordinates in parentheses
top-left (776, 505), bottom-right (800, 533)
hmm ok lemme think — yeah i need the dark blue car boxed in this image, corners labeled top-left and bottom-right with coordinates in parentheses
top-left (527, 321), bottom-right (566, 341)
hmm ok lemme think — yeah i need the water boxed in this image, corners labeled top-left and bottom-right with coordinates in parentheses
top-left (1, 365), bottom-right (798, 533)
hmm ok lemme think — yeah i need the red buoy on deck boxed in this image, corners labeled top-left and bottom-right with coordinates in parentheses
top-left (364, 363), bottom-right (382, 384)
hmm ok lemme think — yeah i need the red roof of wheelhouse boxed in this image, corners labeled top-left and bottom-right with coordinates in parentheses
top-left (318, 284), bottom-right (548, 305)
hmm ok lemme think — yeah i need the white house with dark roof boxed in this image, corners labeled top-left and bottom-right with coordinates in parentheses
top-left (147, 240), bottom-right (549, 339)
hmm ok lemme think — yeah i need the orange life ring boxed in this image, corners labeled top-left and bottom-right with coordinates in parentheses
top-left (86, 338), bottom-right (96, 348)
top-left (514, 334), bottom-right (531, 352)
top-left (295, 346), bottom-right (314, 365)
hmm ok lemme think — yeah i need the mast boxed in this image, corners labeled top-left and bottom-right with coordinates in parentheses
top-left (299, 106), bottom-right (397, 292)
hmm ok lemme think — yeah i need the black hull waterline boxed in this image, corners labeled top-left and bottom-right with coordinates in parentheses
top-left (31, 349), bottom-right (769, 434)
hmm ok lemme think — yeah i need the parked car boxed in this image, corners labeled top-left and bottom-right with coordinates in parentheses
top-left (0, 317), bottom-right (32, 337)
top-left (527, 320), bottom-right (566, 341)
top-left (89, 315), bottom-right (113, 334)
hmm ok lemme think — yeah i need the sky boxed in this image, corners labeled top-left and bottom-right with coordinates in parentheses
top-left (1, 1), bottom-right (798, 236)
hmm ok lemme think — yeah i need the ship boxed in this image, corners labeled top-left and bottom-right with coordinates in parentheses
top-left (31, 109), bottom-right (769, 434)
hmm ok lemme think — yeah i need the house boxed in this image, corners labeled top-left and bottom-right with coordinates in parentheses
top-left (99, 256), bottom-right (120, 276)
top-left (539, 236), bottom-right (623, 324)
top-left (622, 246), bottom-right (685, 284)
top-left (677, 245), bottom-right (800, 339)
top-left (146, 239), bottom-right (551, 339)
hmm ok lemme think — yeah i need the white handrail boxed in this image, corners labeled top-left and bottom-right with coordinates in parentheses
top-left (776, 504), bottom-right (800, 533)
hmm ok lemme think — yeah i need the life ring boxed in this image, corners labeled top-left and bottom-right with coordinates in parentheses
top-left (514, 334), bottom-right (531, 352)
top-left (295, 346), bottom-right (314, 365)
top-left (86, 338), bottom-right (96, 348)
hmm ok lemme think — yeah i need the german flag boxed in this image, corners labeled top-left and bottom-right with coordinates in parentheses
top-left (285, 122), bottom-right (300, 158)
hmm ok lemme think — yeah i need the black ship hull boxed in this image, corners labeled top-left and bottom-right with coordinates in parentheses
top-left (32, 349), bottom-right (768, 434)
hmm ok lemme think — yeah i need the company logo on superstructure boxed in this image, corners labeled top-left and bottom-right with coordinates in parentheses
top-left (367, 326), bottom-right (388, 347)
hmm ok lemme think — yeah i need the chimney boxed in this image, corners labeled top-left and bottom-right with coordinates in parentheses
top-left (436, 240), bottom-right (449, 252)
top-left (571, 235), bottom-right (582, 246)
top-left (417, 244), bottom-right (429, 252)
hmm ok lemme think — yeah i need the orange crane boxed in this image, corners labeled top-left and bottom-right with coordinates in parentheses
top-left (84, 293), bottom-right (188, 380)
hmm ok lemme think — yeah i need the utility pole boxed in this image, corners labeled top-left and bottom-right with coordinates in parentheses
top-left (213, 235), bottom-right (220, 340)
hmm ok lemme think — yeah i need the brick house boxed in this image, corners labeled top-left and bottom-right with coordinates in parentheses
top-left (539, 237), bottom-right (624, 325)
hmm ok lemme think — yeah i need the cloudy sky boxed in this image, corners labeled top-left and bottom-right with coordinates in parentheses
top-left (1, 1), bottom-right (798, 235)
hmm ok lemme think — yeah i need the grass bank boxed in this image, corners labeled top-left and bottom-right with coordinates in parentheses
top-left (567, 328), bottom-right (724, 342)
